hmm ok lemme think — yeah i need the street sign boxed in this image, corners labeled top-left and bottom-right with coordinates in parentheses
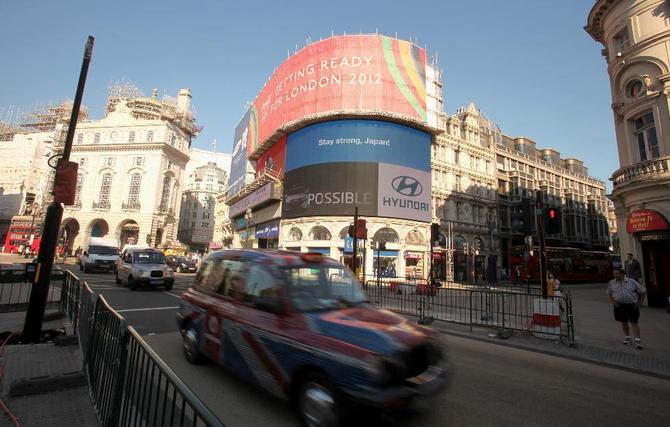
top-left (344, 237), bottom-right (353, 254)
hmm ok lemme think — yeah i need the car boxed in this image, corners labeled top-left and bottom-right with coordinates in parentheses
top-left (79, 237), bottom-right (119, 273)
top-left (177, 249), bottom-right (445, 426)
top-left (115, 248), bottom-right (174, 290)
top-left (166, 255), bottom-right (197, 273)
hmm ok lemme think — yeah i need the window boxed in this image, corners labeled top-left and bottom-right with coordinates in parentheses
top-left (633, 112), bottom-right (660, 161)
top-left (170, 134), bottom-right (177, 147)
top-left (201, 222), bottom-right (209, 228)
top-left (288, 227), bottom-right (303, 241)
top-left (74, 174), bottom-right (84, 204)
top-left (127, 173), bottom-right (142, 204)
top-left (104, 157), bottom-right (115, 167)
top-left (243, 265), bottom-right (281, 308)
top-left (77, 133), bottom-right (84, 144)
top-left (191, 221), bottom-right (196, 228)
top-left (99, 173), bottom-right (113, 205)
top-left (308, 226), bottom-right (331, 240)
top-left (147, 131), bottom-right (153, 142)
top-left (159, 176), bottom-right (171, 211)
top-left (626, 79), bottom-right (644, 99)
top-left (128, 131), bottom-right (135, 143)
top-left (613, 27), bottom-right (630, 53)
top-left (202, 212), bottom-right (210, 219)
top-left (192, 212), bottom-right (197, 218)
top-left (78, 158), bottom-right (86, 166)
top-left (93, 133), bottom-right (100, 144)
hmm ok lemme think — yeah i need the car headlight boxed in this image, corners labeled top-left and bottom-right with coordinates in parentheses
top-left (167, 268), bottom-right (174, 277)
top-left (134, 269), bottom-right (147, 277)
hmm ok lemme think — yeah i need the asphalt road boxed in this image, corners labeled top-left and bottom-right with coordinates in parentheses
top-left (61, 264), bottom-right (194, 335)
top-left (69, 266), bottom-right (670, 426)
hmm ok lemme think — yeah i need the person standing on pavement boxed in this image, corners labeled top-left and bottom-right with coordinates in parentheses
top-left (607, 268), bottom-right (646, 349)
top-left (624, 252), bottom-right (642, 282)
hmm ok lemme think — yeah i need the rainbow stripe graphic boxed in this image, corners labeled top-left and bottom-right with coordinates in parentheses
top-left (381, 37), bottom-right (427, 121)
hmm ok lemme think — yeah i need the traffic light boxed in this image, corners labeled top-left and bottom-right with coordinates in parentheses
top-left (430, 223), bottom-right (440, 246)
top-left (545, 207), bottom-right (562, 234)
top-left (511, 198), bottom-right (533, 235)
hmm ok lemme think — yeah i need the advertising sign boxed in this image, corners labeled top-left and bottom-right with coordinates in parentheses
top-left (256, 135), bottom-right (287, 177)
top-left (254, 220), bottom-right (280, 239)
top-left (248, 35), bottom-right (428, 153)
top-left (229, 183), bottom-right (281, 218)
top-left (228, 108), bottom-right (256, 197)
top-left (282, 162), bottom-right (378, 219)
top-left (626, 209), bottom-right (669, 233)
top-left (282, 119), bottom-right (431, 222)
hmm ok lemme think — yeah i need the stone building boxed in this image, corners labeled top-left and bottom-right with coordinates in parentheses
top-left (586, 0), bottom-right (670, 306)
top-left (60, 85), bottom-right (198, 251)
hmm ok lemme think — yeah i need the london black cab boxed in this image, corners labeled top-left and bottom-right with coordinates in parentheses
top-left (177, 249), bottom-right (445, 426)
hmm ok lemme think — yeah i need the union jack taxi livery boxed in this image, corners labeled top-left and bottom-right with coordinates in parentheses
top-left (177, 249), bottom-right (445, 426)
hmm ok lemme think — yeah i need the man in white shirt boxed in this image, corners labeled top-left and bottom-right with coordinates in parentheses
top-left (607, 268), bottom-right (646, 349)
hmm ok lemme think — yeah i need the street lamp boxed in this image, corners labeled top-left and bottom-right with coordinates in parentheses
top-left (244, 208), bottom-right (254, 249)
top-left (486, 209), bottom-right (498, 284)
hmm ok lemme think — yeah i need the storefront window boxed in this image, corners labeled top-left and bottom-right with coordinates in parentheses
top-left (372, 227), bottom-right (399, 246)
top-left (309, 226), bottom-right (331, 240)
top-left (405, 230), bottom-right (425, 245)
top-left (288, 227), bottom-right (302, 241)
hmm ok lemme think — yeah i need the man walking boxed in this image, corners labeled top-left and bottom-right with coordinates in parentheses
top-left (607, 268), bottom-right (646, 349)
top-left (624, 252), bottom-right (642, 282)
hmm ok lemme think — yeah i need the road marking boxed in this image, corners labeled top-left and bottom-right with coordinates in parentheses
top-left (116, 306), bottom-right (179, 313)
top-left (165, 292), bottom-right (182, 299)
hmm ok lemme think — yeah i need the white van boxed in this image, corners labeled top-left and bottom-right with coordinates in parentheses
top-left (80, 237), bottom-right (120, 273)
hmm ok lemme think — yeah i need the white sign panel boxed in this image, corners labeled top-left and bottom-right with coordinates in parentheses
top-left (377, 163), bottom-right (431, 222)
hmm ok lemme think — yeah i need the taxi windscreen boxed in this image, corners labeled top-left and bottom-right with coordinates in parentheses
top-left (280, 266), bottom-right (368, 312)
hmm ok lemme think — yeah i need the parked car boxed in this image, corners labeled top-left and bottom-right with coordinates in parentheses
top-left (116, 248), bottom-right (174, 290)
top-left (177, 249), bottom-right (445, 426)
top-left (166, 256), bottom-right (197, 273)
top-left (79, 237), bottom-right (119, 273)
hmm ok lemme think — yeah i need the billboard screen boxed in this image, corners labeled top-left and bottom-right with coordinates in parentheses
top-left (282, 120), bottom-right (431, 222)
top-left (248, 35), bottom-right (428, 154)
top-left (228, 108), bottom-right (256, 196)
top-left (256, 135), bottom-right (287, 177)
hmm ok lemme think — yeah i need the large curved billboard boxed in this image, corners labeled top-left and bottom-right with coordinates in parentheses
top-left (248, 35), bottom-right (429, 155)
top-left (282, 120), bottom-right (431, 222)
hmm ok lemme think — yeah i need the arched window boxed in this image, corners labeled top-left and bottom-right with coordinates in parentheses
top-left (288, 227), bottom-right (302, 241)
top-left (127, 173), bottom-right (142, 204)
top-left (99, 173), bottom-right (113, 207)
top-left (372, 227), bottom-right (399, 246)
top-left (339, 226), bottom-right (350, 239)
top-left (453, 235), bottom-right (466, 251)
top-left (159, 176), bottom-right (171, 212)
top-left (309, 226), bottom-right (331, 241)
top-left (405, 230), bottom-right (425, 245)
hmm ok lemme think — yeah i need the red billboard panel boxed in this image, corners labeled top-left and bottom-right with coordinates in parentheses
top-left (248, 35), bottom-right (428, 155)
top-left (255, 135), bottom-right (287, 178)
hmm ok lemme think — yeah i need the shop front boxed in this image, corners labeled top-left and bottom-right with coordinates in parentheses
top-left (255, 219), bottom-right (279, 249)
top-left (404, 251), bottom-right (425, 279)
top-left (372, 250), bottom-right (399, 278)
top-left (627, 209), bottom-right (670, 307)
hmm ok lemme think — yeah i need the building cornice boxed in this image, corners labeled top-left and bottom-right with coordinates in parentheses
top-left (585, 0), bottom-right (619, 43)
top-left (71, 142), bottom-right (190, 162)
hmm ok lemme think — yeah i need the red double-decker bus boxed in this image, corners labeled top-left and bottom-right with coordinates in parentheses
top-left (2, 215), bottom-right (42, 254)
top-left (510, 245), bottom-right (613, 283)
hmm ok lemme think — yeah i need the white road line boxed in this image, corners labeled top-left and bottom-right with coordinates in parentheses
top-left (116, 306), bottom-right (179, 313)
top-left (165, 292), bottom-right (183, 299)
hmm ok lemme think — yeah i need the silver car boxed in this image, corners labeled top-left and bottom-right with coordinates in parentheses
top-left (115, 249), bottom-right (174, 290)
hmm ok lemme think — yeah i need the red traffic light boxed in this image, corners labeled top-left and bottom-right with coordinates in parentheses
top-left (548, 209), bottom-right (556, 219)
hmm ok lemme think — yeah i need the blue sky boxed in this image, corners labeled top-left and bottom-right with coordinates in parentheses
top-left (0, 1), bottom-right (615, 187)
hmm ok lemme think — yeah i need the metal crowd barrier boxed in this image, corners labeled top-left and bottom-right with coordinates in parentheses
top-left (365, 280), bottom-right (574, 341)
top-left (0, 265), bottom-right (65, 313)
top-left (59, 270), bottom-right (225, 427)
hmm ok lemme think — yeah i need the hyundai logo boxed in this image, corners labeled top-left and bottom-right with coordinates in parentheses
top-left (392, 176), bottom-right (422, 197)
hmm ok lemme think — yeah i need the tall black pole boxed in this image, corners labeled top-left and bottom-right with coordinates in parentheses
top-left (23, 36), bottom-right (94, 343)
top-left (536, 190), bottom-right (548, 298)
top-left (352, 207), bottom-right (358, 277)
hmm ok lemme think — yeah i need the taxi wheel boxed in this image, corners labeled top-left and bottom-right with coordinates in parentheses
top-left (182, 324), bottom-right (203, 364)
top-left (128, 276), bottom-right (139, 290)
top-left (298, 373), bottom-right (341, 427)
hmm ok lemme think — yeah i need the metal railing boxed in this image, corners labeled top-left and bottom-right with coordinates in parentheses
top-left (0, 266), bottom-right (65, 313)
top-left (59, 270), bottom-right (225, 427)
top-left (365, 280), bottom-right (574, 341)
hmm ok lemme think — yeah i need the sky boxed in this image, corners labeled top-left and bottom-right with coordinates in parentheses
top-left (0, 0), bottom-right (615, 188)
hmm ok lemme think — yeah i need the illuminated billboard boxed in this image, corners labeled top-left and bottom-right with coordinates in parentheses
top-left (248, 35), bottom-right (429, 154)
top-left (282, 120), bottom-right (431, 222)
top-left (228, 108), bottom-right (256, 196)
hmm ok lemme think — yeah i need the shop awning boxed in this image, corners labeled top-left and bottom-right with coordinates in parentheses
top-left (626, 209), bottom-right (669, 233)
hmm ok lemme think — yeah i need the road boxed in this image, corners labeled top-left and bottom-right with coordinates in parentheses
top-left (69, 266), bottom-right (670, 426)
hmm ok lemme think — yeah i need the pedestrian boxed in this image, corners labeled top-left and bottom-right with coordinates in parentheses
top-left (548, 271), bottom-right (561, 292)
top-left (623, 252), bottom-right (642, 283)
top-left (607, 268), bottom-right (646, 349)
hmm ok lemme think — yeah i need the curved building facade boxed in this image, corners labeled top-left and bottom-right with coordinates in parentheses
top-left (586, 0), bottom-right (670, 306)
top-left (226, 34), bottom-right (444, 278)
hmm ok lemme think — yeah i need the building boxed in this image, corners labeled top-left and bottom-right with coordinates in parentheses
top-left (0, 102), bottom-right (85, 246)
top-left (212, 191), bottom-right (234, 250)
top-left (586, 0), bottom-right (670, 306)
top-left (178, 160), bottom-right (228, 252)
top-left (60, 84), bottom-right (199, 252)
top-left (494, 129), bottom-right (610, 264)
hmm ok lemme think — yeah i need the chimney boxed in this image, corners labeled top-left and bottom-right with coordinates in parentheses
top-left (177, 88), bottom-right (192, 113)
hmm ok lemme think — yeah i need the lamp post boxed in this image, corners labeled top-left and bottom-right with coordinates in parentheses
top-left (486, 209), bottom-right (498, 284)
top-left (244, 208), bottom-right (254, 249)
